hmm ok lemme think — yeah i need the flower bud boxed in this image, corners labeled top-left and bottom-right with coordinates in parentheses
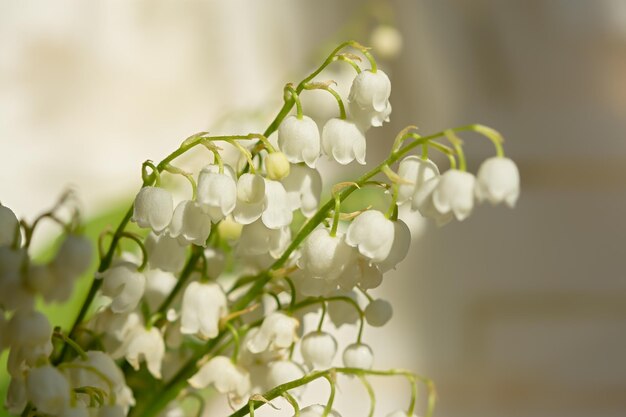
top-left (132, 186), bottom-right (174, 233)
top-left (475, 156), bottom-right (520, 208)
top-left (342, 343), bottom-right (374, 369)
top-left (188, 355), bottom-right (250, 398)
top-left (346, 210), bottom-right (394, 262)
top-left (300, 331), bottom-right (337, 369)
top-left (197, 164), bottom-right (237, 222)
top-left (365, 298), bottom-right (393, 327)
top-left (169, 200), bottom-right (212, 246)
top-left (0, 204), bottom-right (20, 247)
top-left (265, 152), bottom-right (291, 181)
top-left (218, 215), bottom-right (243, 241)
top-left (278, 115), bottom-right (321, 168)
top-left (180, 281), bottom-right (227, 339)
top-left (25, 365), bottom-right (71, 415)
top-left (321, 118), bottom-right (366, 165)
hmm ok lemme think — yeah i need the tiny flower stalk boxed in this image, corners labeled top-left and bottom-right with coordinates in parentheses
top-left (284, 84), bottom-right (304, 120)
top-left (303, 82), bottom-right (347, 120)
top-left (358, 374), bottom-right (376, 417)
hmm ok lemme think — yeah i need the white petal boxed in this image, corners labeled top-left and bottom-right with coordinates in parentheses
top-left (262, 180), bottom-right (293, 229)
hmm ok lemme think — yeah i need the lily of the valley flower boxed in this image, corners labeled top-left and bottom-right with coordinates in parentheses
top-left (180, 281), bottom-right (227, 339)
top-left (123, 326), bottom-right (165, 379)
top-left (237, 219), bottom-right (291, 259)
top-left (298, 228), bottom-right (355, 281)
top-left (100, 262), bottom-right (146, 314)
top-left (169, 200), bottom-right (212, 246)
top-left (6, 309), bottom-right (53, 375)
top-left (338, 256), bottom-right (382, 290)
top-left (346, 210), bottom-right (395, 263)
top-left (300, 331), bottom-right (337, 369)
top-left (348, 69), bottom-right (392, 128)
top-left (265, 151), bottom-right (291, 181)
top-left (25, 365), bottom-right (71, 415)
top-left (0, 248), bottom-right (34, 311)
top-left (132, 186), bottom-right (174, 233)
top-left (262, 179), bottom-right (293, 229)
top-left (342, 343), bottom-right (374, 369)
top-left (233, 173), bottom-right (266, 225)
top-left (144, 232), bottom-right (187, 274)
top-left (143, 268), bottom-right (177, 312)
top-left (282, 164), bottom-right (322, 217)
top-left (413, 177), bottom-right (453, 226)
top-left (188, 355), bottom-right (250, 398)
top-left (277, 115), bottom-right (321, 168)
top-left (196, 164), bottom-right (237, 222)
top-left (266, 360), bottom-right (305, 396)
top-left (432, 169), bottom-right (476, 221)
top-left (376, 219), bottom-right (411, 273)
top-left (321, 118), bottom-right (366, 165)
top-left (397, 156), bottom-right (440, 207)
top-left (475, 156), bottom-right (520, 208)
top-left (247, 312), bottom-right (299, 353)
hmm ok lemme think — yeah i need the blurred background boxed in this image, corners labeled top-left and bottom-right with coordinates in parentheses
top-left (1, 1), bottom-right (626, 417)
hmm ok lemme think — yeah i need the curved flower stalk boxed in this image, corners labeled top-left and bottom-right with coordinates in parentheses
top-left (1, 40), bottom-right (519, 417)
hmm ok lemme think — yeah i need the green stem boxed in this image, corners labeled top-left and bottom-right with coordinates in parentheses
top-left (322, 375), bottom-right (336, 417)
top-left (285, 84), bottom-right (303, 119)
top-left (358, 375), bottom-right (376, 417)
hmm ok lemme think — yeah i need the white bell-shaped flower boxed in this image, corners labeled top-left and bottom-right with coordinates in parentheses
top-left (100, 262), bottom-right (146, 314)
top-left (298, 228), bottom-right (355, 281)
top-left (300, 331), bottom-right (337, 369)
top-left (299, 404), bottom-right (342, 417)
top-left (291, 270), bottom-right (338, 297)
top-left (7, 308), bottom-right (53, 356)
top-left (397, 156), bottom-right (440, 206)
top-left (180, 281), bottom-right (227, 339)
top-left (145, 232), bottom-right (187, 274)
top-left (376, 219), bottom-right (411, 273)
top-left (188, 355), bottom-right (251, 398)
top-left (266, 360), bottom-right (304, 394)
top-left (0, 248), bottom-right (34, 311)
top-left (169, 200), bottom-right (212, 246)
top-left (238, 219), bottom-right (291, 259)
top-left (346, 210), bottom-right (394, 262)
top-left (413, 177), bottom-right (453, 226)
top-left (25, 365), bottom-right (71, 415)
top-left (321, 118), bottom-right (366, 165)
top-left (365, 298), bottom-right (393, 327)
top-left (348, 69), bottom-right (392, 128)
top-left (6, 377), bottom-right (27, 415)
top-left (143, 268), bottom-right (177, 312)
top-left (265, 152), bottom-right (291, 181)
top-left (132, 186), bottom-right (173, 233)
top-left (342, 343), bottom-right (374, 369)
top-left (262, 179), bottom-right (293, 229)
top-left (0, 204), bottom-right (20, 247)
top-left (197, 164), bottom-right (237, 222)
top-left (432, 169), bottom-right (476, 221)
top-left (233, 173), bottom-right (266, 225)
top-left (247, 312), bottom-right (299, 353)
top-left (123, 326), bottom-right (165, 379)
top-left (278, 115), bottom-right (321, 168)
top-left (282, 164), bottom-right (322, 217)
top-left (70, 351), bottom-right (134, 408)
top-left (475, 156), bottom-right (520, 208)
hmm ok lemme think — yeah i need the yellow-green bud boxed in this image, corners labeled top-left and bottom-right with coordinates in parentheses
top-left (265, 152), bottom-right (291, 180)
top-left (218, 216), bottom-right (243, 241)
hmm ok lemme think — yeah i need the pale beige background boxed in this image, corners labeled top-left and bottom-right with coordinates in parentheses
top-left (1, 1), bottom-right (625, 417)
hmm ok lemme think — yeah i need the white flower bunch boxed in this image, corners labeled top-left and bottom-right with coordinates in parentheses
top-left (0, 41), bottom-right (519, 417)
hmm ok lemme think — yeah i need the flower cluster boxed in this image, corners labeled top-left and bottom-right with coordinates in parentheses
top-left (0, 41), bottom-right (519, 417)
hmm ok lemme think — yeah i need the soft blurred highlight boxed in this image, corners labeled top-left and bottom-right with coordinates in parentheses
top-left (2, 1), bottom-right (625, 417)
